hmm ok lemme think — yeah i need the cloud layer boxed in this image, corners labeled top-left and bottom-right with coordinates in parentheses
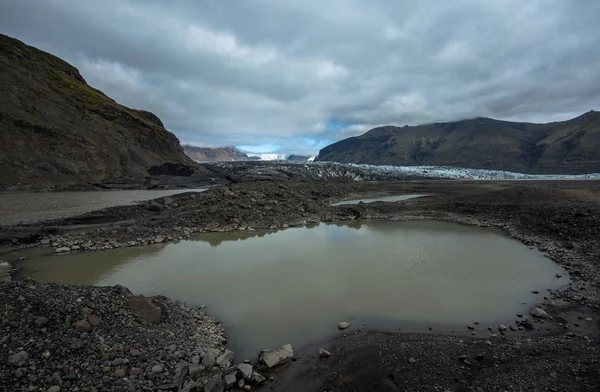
top-left (2, 0), bottom-right (599, 154)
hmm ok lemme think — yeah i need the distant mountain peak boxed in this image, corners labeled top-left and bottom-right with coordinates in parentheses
top-left (316, 112), bottom-right (600, 174)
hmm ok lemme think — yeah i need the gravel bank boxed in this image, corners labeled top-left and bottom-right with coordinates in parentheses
top-left (0, 280), bottom-right (276, 392)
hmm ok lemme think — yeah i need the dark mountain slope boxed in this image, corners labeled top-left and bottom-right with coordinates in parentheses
top-left (316, 111), bottom-right (600, 174)
top-left (0, 34), bottom-right (196, 189)
top-left (182, 145), bottom-right (250, 162)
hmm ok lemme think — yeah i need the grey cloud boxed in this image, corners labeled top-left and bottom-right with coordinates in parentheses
top-left (1, 0), bottom-right (599, 154)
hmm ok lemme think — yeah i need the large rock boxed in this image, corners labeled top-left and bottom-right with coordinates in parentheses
top-left (126, 296), bottom-right (162, 324)
top-left (202, 348), bottom-right (220, 367)
top-left (237, 363), bottom-right (253, 380)
top-left (216, 349), bottom-right (235, 367)
top-left (204, 377), bottom-right (225, 392)
top-left (530, 307), bottom-right (549, 318)
top-left (258, 344), bottom-right (294, 368)
top-left (224, 373), bottom-right (237, 389)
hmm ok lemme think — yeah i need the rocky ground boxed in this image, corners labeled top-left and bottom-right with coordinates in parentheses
top-left (2, 179), bottom-right (600, 391)
top-left (0, 279), bottom-right (294, 392)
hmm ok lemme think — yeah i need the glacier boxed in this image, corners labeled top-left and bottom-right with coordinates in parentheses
top-left (342, 163), bottom-right (600, 180)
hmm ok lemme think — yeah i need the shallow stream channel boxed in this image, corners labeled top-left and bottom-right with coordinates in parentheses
top-left (12, 220), bottom-right (568, 358)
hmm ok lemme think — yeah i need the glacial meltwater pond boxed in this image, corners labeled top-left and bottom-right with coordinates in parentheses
top-left (13, 220), bottom-right (567, 358)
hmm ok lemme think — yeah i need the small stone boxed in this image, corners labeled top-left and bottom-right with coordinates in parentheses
top-left (530, 307), bottom-right (549, 318)
top-left (152, 364), bottom-right (164, 373)
top-left (189, 364), bottom-right (202, 377)
top-left (243, 386), bottom-right (251, 391)
top-left (87, 314), bottom-right (102, 326)
top-left (115, 369), bottom-right (126, 378)
top-left (521, 319), bottom-right (535, 330)
top-left (585, 317), bottom-right (593, 321)
top-left (338, 321), bottom-right (350, 330)
top-left (33, 317), bottom-right (48, 328)
top-left (10, 351), bottom-right (29, 365)
top-left (216, 349), bottom-right (234, 367)
top-left (14, 369), bottom-right (24, 378)
top-left (498, 324), bottom-right (507, 331)
top-left (46, 386), bottom-right (61, 392)
top-left (238, 363), bottom-right (253, 380)
top-left (130, 348), bottom-right (142, 357)
top-left (111, 358), bottom-right (124, 366)
top-left (73, 319), bottom-right (91, 332)
top-left (408, 357), bottom-right (417, 364)
top-left (251, 371), bottom-right (266, 384)
top-left (224, 372), bottom-right (237, 388)
top-left (54, 247), bottom-right (71, 253)
top-left (467, 325), bottom-right (475, 330)
top-left (130, 367), bottom-right (142, 376)
top-left (202, 348), bottom-right (219, 367)
top-left (319, 348), bottom-right (331, 358)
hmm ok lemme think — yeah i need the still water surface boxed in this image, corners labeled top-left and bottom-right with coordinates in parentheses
top-left (0, 188), bottom-right (207, 225)
top-left (14, 220), bottom-right (567, 357)
top-left (332, 194), bottom-right (427, 205)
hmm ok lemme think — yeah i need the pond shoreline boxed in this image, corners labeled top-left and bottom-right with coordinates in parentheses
top-left (2, 179), bottom-right (600, 391)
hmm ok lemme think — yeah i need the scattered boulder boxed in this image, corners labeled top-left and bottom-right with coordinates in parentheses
top-left (216, 349), bottom-right (234, 367)
top-left (151, 364), bottom-right (163, 373)
top-left (224, 372), bottom-right (237, 388)
top-left (237, 363), bottom-right (253, 380)
top-left (87, 314), bottom-right (102, 326)
top-left (521, 319), bottom-right (535, 330)
top-left (33, 316), bottom-right (48, 329)
top-left (338, 321), bottom-right (350, 330)
top-left (251, 371), bottom-right (266, 384)
top-left (498, 324), bottom-right (507, 331)
top-left (189, 363), bottom-right (203, 378)
top-left (73, 319), bottom-right (91, 332)
top-left (204, 377), bottom-right (225, 392)
top-left (54, 247), bottom-right (71, 253)
top-left (531, 307), bottom-right (549, 318)
top-left (126, 296), bottom-right (162, 324)
top-left (175, 361), bottom-right (189, 388)
top-left (203, 348), bottom-right (220, 367)
top-left (319, 348), bottom-right (331, 358)
top-left (146, 202), bottom-right (164, 212)
top-left (258, 344), bottom-right (294, 368)
top-left (10, 351), bottom-right (29, 365)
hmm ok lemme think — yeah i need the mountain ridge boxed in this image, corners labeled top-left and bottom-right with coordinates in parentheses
top-left (0, 33), bottom-right (196, 189)
top-left (316, 111), bottom-right (600, 174)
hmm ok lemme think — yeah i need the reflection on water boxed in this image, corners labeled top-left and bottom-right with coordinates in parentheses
top-left (0, 188), bottom-right (207, 225)
top-left (332, 194), bottom-right (427, 206)
top-left (14, 220), bottom-right (568, 358)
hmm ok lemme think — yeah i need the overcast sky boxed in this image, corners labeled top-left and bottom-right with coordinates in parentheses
top-left (1, 0), bottom-right (600, 155)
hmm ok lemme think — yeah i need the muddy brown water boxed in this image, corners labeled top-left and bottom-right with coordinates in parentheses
top-left (12, 220), bottom-right (568, 358)
top-left (0, 188), bottom-right (208, 225)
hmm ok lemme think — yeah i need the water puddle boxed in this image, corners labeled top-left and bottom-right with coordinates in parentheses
top-left (0, 188), bottom-right (207, 225)
top-left (332, 194), bottom-right (427, 206)
top-left (13, 220), bottom-right (567, 358)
